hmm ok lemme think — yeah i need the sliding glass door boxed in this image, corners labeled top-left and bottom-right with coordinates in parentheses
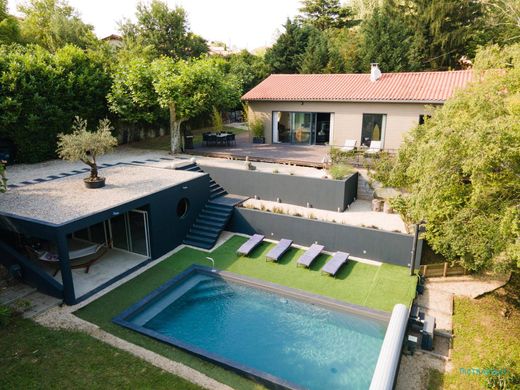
top-left (273, 112), bottom-right (326, 145)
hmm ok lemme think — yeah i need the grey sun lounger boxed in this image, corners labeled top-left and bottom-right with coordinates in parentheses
top-left (265, 239), bottom-right (293, 262)
top-left (237, 234), bottom-right (264, 256)
top-left (296, 244), bottom-right (325, 268)
top-left (321, 251), bottom-right (350, 277)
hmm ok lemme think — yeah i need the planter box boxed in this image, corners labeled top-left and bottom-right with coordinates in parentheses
top-left (199, 164), bottom-right (358, 212)
top-left (252, 136), bottom-right (265, 144)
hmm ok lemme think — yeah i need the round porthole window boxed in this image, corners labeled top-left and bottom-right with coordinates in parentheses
top-left (176, 198), bottom-right (189, 219)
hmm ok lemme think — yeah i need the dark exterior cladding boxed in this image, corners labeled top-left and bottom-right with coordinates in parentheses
top-left (0, 168), bottom-right (210, 305)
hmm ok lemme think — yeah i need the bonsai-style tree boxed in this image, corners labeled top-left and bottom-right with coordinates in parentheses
top-left (57, 117), bottom-right (117, 184)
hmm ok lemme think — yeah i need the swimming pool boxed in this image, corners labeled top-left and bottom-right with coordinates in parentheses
top-left (114, 266), bottom-right (392, 389)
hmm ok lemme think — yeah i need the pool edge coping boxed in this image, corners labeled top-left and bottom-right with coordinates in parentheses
top-left (112, 265), bottom-right (392, 390)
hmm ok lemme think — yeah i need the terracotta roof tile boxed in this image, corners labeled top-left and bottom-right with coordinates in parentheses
top-left (242, 70), bottom-right (473, 103)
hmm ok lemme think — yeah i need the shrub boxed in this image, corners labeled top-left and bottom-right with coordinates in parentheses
top-left (0, 305), bottom-right (12, 328)
top-left (328, 163), bottom-right (354, 180)
top-left (0, 45), bottom-right (111, 163)
top-left (329, 146), bottom-right (355, 164)
top-left (211, 106), bottom-right (224, 132)
top-left (249, 118), bottom-right (264, 138)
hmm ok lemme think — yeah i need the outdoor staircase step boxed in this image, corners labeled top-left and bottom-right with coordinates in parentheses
top-left (183, 239), bottom-right (214, 250)
top-left (188, 228), bottom-right (218, 239)
top-left (191, 223), bottom-right (221, 233)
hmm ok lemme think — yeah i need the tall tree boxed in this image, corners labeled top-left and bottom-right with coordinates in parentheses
top-left (151, 57), bottom-right (241, 154)
top-left (298, 0), bottom-right (357, 30)
top-left (300, 30), bottom-right (345, 73)
top-left (408, 0), bottom-right (485, 69)
top-left (481, 0), bottom-right (520, 44)
top-left (120, 0), bottom-right (208, 59)
top-left (227, 50), bottom-right (269, 93)
top-left (370, 44), bottom-right (520, 272)
top-left (18, 0), bottom-right (97, 51)
top-left (0, 0), bottom-right (21, 44)
top-left (265, 19), bottom-right (314, 73)
top-left (361, 0), bottom-right (417, 72)
top-left (326, 28), bottom-right (364, 73)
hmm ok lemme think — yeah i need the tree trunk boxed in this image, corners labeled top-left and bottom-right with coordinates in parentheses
top-left (169, 103), bottom-right (185, 155)
top-left (82, 157), bottom-right (98, 180)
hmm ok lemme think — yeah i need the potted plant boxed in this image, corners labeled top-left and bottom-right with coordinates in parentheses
top-left (57, 117), bottom-right (118, 189)
top-left (250, 118), bottom-right (265, 144)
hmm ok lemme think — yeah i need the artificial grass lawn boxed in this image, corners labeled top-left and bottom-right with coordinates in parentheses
top-left (427, 273), bottom-right (520, 390)
top-left (0, 317), bottom-right (201, 390)
top-left (76, 235), bottom-right (417, 390)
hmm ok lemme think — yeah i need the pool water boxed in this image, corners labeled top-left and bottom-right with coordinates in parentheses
top-left (124, 273), bottom-right (387, 389)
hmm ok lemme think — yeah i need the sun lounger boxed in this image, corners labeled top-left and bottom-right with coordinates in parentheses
top-left (365, 140), bottom-right (382, 155)
top-left (236, 234), bottom-right (264, 256)
top-left (265, 239), bottom-right (293, 262)
top-left (321, 251), bottom-right (350, 277)
top-left (340, 139), bottom-right (357, 152)
top-left (296, 244), bottom-right (324, 268)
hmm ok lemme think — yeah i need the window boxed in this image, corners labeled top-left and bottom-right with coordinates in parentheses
top-left (361, 114), bottom-right (386, 147)
top-left (419, 115), bottom-right (431, 125)
top-left (176, 198), bottom-right (190, 218)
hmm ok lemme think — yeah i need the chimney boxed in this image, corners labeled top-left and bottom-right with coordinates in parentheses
top-left (370, 63), bottom-right (382, 82)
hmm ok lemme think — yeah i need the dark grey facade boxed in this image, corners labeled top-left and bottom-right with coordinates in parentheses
top-left (0, 173), bottom-right (210, 305)
top-left (229, 208), bottom-right (422, 267)
top-left (198, 164), bottom-right (358, 211)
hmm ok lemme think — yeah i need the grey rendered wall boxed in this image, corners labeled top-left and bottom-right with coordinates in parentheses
top-left (228, 208), bottom-right (422, 266)
top-left (199, 164), bottom-right (358, 211)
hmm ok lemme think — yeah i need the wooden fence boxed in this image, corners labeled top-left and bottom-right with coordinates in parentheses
top-left (420, 262), bottom-right (468, 278)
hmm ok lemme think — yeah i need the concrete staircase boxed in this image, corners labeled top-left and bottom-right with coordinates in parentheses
top-left (177, 162), bottom-right (227, 200)
top-left (177, 162), bottom-right (238, 249)
top-left (183, 200), bottom-right (234, 249)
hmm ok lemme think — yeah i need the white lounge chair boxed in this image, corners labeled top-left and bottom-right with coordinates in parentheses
top-left (365, 140), bottom-right (382, 154)
top-left (340, 139), bottom-right (357, 152)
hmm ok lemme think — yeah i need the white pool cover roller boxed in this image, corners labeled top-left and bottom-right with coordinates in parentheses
top-left (369, 304), bottom-right (409, 390)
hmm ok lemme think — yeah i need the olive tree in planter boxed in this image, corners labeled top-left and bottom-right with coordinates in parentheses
top-left (0, 162), bottom-right (7, 193)
top-left (57, 117), bottom-right (118, 189)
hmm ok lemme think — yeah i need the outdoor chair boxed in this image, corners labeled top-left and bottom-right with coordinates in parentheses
top-left (365, 140), bottom-right (382, 155)
top-left (340, 139), bottom-right (357, 152)
top-left (237, 234), bottom-right (265, 256)
top-left (321, 251), bottom-right (350, 277)
top-left (296, 244), bottom-right (324, 268)
top-left (265, 239), bottom-right (293, 262)
top-left (226, 133), bottom-right (236, 146)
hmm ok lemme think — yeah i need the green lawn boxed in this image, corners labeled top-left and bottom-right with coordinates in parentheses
top-left (0, 316), bottom-right (201, 390)
top-left (76, 235), bottom-right (417, 390)
top-left (129, 125), bottom-right (248, 151)
top-left (427, 273), bottom-right (520, 390)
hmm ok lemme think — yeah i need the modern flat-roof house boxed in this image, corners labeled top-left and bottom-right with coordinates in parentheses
top-left (0, 162), bottom-right (240, 304)
top-left (242, 65), bottom-right (472, 150)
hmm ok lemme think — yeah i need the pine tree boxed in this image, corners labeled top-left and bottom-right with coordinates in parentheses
top-left (298, 0), bottom-right (357, 30)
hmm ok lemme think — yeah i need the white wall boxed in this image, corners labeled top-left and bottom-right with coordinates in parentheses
top-left (248, 101), bottom-right (437, 150)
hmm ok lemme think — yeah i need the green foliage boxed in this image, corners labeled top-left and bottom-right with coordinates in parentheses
top-left (0, 44), bottom-right (112, 163)
top-left (328, 163), bottom-right (354, 179)
top-left (0, 162), bottom-right (6, 193)
top-left (119, 0), bottom-right (208, 60)
top-left (18, 0), bottom-right (97, 52)
top-left (328, 146), bottom-right (355, 164)
top-left (481, 0), bottom-right (520, 45)
top-left (108, 56), bottom-right (164, 125)
top-left (211, 107), bottom-right (224, 132)
top-left (249, 118), bottom-right (264, 138)
top-left (370, 44), bottom-right (520, 272)
top-left (265, 19), bottom-right (314, 73)
top-left (227, 50), bottom-right (269, 93)
top-left (326, 28), bottom-right (364, 73)
top-left (0, 0), bottom-right (21, 44)
top-left (151, 56), bottom-right (241, 153)
top-left (0, 304), bottom-right (11, 327)
top-left (298, 0), bottom-right (358, 30)
top-left (300, 30), bottom-right (345, 73)
top-left (361, 0), bottom-right (418, 72)
top-left (57, 117), bottom-right (117, 179)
